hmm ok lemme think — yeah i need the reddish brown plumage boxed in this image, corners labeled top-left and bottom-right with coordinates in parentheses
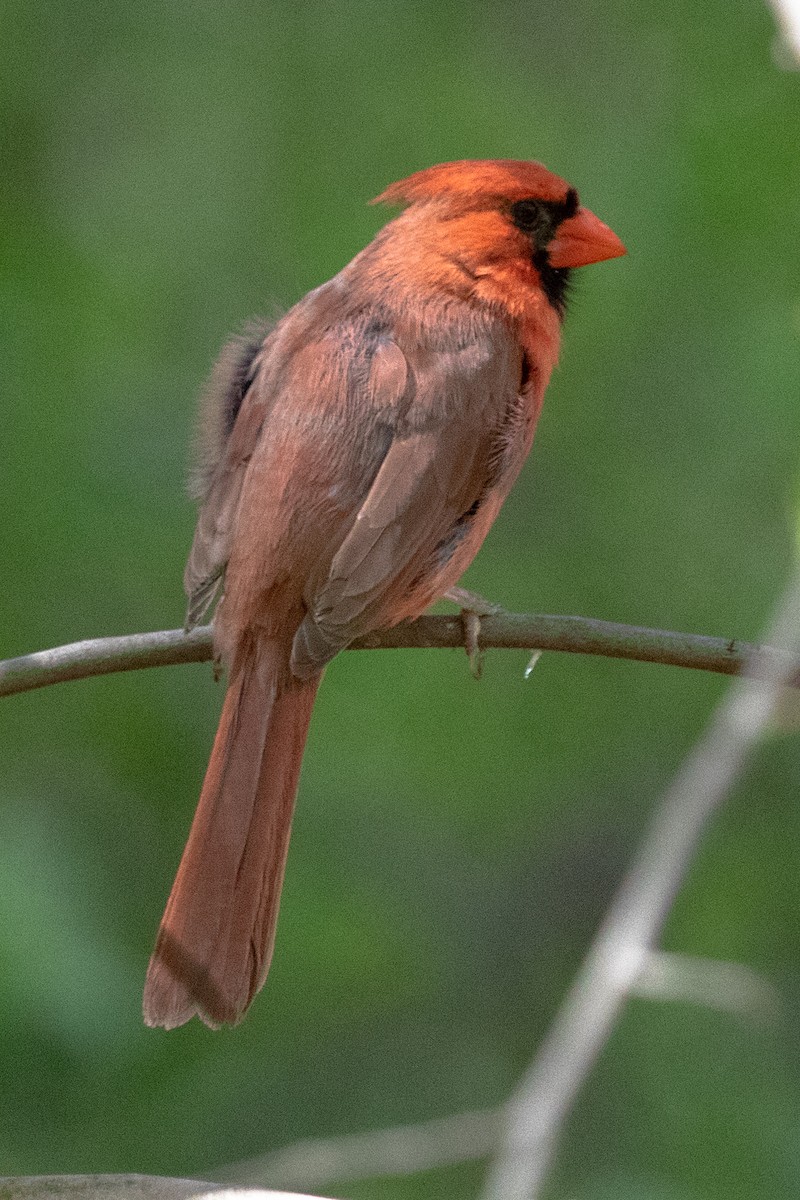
top-left (143, 159), bottom-right (625, 1028)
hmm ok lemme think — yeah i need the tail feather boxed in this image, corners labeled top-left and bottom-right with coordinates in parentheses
top-left (143, 641), bottom-right (319, 1029)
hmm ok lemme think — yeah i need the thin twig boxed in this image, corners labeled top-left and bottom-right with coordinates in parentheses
top-left (481, 571), bottom-right (800, 1200)
top-left (633, 950), bottom-right (783, 1023)
top-left (2, 614), bottom-right (798, 699)
top-left (217, 1108), bottom-right (500, 1191)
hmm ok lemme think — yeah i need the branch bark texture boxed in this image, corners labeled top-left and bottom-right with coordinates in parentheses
top-left (2, 614), bottom-right (798, 699)
top-left (0, 1178), bottom-right (331, 1200)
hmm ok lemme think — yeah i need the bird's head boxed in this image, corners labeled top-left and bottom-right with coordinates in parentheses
top-left (372, 159), bottom-right (625, 317)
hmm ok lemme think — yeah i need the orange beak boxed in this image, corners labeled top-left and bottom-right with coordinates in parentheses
top-left (547, 206), bottom-right (626, 269)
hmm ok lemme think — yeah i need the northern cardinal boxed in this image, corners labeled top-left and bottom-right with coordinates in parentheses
top-left (143, 159), bottom-right (625, 1028)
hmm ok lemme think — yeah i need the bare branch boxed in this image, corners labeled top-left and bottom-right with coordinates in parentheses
top-left (633, 950), bottom-right (783, 1024)
top-left (481, 570), bottom-right (800, 1200)
top-left (217, 1108), bottom-right (499, 1190)
top-left (0, 1177), bottom-right (333, 1200)
top-left (2, 613), bottom-right (798, 699)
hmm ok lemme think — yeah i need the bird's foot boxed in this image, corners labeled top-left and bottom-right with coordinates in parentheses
top-left (444, 587), bottom-right (504, 680)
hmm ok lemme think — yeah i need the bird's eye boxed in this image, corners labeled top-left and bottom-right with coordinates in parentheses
top-left (511, 191), bottom-right (580, 244)
top-left (511, 199), bottom-right (548, 234)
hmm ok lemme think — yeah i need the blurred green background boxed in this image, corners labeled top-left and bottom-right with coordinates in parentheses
top-left (3, 1), bottom-right (800, 1197)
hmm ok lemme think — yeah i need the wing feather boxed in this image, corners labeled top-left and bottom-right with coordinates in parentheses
top-left (291, 327), bottom-right (520, 676)
top-left (184, 394), bottom-right (267, 626)
top-left (184, 296), bottom-right (521, 673)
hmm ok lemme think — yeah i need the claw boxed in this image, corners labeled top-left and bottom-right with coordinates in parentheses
top-left (444, 587), bottom-right (504, 679)
top-left (462, 610), bottom-right (484, 679)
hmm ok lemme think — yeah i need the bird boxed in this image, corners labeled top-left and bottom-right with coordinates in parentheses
top-left (143, 158), bottom-right (625, 1029)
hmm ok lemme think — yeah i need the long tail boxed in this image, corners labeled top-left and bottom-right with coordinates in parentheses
top-left (143, 640), bottom-right (320, 1029)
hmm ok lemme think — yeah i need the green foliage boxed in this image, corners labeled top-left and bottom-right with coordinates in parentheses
top-left (2, 1), bottom-right (800, 1196)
